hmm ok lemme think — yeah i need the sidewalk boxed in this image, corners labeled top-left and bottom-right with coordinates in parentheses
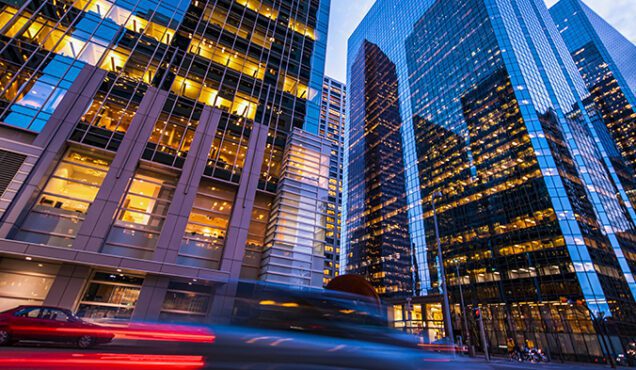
top-left (466, 354), bottom-right (617, 369)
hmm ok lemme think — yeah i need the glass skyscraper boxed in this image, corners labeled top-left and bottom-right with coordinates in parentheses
top-left (318, 76), bottom-right (345, 285)
top-left (0, 0), bottom-right (329, 320)
top-left (343, 0), bottom-right (636, 360)
top-left (550, 0), bottom-right (636, 209)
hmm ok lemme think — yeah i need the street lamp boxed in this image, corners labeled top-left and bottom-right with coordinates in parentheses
top-left (432, 191), bottom-right (455, 349)
top-left (455, 260), bottom-right (472, 356)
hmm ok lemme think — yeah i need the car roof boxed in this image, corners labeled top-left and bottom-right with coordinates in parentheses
top-left (15, 305), bottom-right (71, 311)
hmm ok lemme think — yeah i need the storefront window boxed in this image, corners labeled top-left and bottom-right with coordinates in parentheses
top-left (160, 282), bottom-right (211, 322)
top-left (0, 257), bottom-right (60, 311)
top-left (393, 304), bottom-right (404, 322)
top-left (389, 301), bottom-right (445, 343)
top-left (77, 272), bottom-right (143, 321)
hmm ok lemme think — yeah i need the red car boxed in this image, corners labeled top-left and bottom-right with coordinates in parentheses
top-left (0, 306), bottom-right (114, 349)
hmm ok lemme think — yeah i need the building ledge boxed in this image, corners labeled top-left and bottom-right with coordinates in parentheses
top-left (0, 238), bottom-right (231, 282)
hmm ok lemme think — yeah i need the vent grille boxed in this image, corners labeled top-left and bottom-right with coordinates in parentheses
top-left (0, 150), bottom-right (26, 198)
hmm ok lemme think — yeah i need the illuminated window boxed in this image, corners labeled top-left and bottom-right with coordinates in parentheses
top-left (393, 305), bottom-right (404, 321)
top-left (82, 94), bottom-right (136, 133)
top-left (282, 75), bottom-right (312, 99)
top-left (13, 150), bottom-right (111, 247)
top-left (208, 129), bottom-right (249, 177)
top-left (77, 272), bottom-right (144, 321)
top-left (234, 0), bottom-right (278, 20)
top-left (177, 181), bottom-right (236, 270)
top-left (189, 37), bottom-right (265, 80)
top-left (103, 170), bottom-right (176, 259)
top-left (171, 76), bottom-right (256, 120)
top-left (146, 105), bottom-right (200, 167)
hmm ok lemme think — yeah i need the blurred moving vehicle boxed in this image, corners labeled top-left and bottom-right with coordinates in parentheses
top-left (228, 281), bottom-right (421, 348)
top-left (0, 305), bottom-right (114, 349)
top-left (0, 281), bottom-right (494, 369)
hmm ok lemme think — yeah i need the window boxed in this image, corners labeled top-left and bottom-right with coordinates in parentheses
top-left (102, 170), bottom-right (175, 259)
top-left (393, 305), bottom-right (404, 322)
top-left (146, 101), bottom-right (201, 167)
top-left (177, 181), bottom-right (235, 270)
top-left (0, 258), bottom-right (59, 312)
top-left (41, 308), bottom-right (71, 322)
top-left (13, 150), bottom-right (111, 247)
top-left (77, 272), bottom-right (143, 321)
top-left (160, 282), bottom-right (211, 322)
top-left (15, 307), bottom-right (41, 319)
top-left (82, 94), bottom-right (136, 133)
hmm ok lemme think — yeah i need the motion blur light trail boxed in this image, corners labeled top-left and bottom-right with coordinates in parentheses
top-left (107, 323), bottom-right (215, 343)
top-left (0, 352), bottom-right (205, 370)
top-left (5, 323), bottom-right (215, 343)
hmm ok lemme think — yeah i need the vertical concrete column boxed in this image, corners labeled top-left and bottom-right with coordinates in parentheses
top-left (220, 122), bottom-right (269, 278)
top-left (153, 108), bottom-right (221, 264)
top-left (206, 280), bottom-right (239, 324)
top-left (43, 264), bottom-right (92, 311)
top-left (73, 88), bottom-right (169, 252)
top-left (131, 275), bottom-right (170, 321)
top-left (0, 66), bottom-right (106, 237)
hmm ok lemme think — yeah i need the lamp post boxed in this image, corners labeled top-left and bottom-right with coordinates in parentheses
top-left (455, 261), bottom-right (472, 356)
top-left (432, 191), bottom-right (454, 349)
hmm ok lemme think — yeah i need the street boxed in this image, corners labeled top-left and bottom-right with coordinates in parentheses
top-left (485, 358), bottom-right (613, 370)
top-left (0, 345), bottom-right (616, 370)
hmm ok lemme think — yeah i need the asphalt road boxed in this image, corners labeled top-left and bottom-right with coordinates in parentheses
top-left (0, 345), bottom-right (614, 370)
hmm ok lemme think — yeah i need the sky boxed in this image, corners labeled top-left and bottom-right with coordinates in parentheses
top-left (325, 0), bottom-right (636, 83)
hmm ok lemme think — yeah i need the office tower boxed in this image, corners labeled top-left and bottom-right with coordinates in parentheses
top-left (343, 0), bottom-right (636, 360)
top-left (342, 41), bottom-right (413, 297)
top-left (550, 0), bottom-right (636, 208)
top-left (0, 0), bottom-right (329, 320)
top-left (318, 76), bottom-right (345, 285)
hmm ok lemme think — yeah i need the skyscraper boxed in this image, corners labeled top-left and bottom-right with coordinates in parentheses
top-left (550, 0), bottom-right (636, 208)
top-left (318, 76), bottom-right (345, 285)
top-left (0, 0), bottom-right (329, 320)
top-left (343, 0), bottom-right (636, 360)
top-left (343, 41), bottom-right (413, 297)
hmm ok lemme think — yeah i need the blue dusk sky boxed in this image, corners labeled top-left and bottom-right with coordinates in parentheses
top-left (325, 0), bottom-right (636, 83)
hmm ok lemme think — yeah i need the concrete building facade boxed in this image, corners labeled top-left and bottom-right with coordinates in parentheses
top-left (0, 0), bottom-right (330, 322)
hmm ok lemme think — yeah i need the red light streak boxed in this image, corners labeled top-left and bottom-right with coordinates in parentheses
top-left (0, 353), bottom-right (205, 370)
top-left (417, 343), bottom-right (463, 353)
top-left (12, 325), bottom-right (215, 343)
